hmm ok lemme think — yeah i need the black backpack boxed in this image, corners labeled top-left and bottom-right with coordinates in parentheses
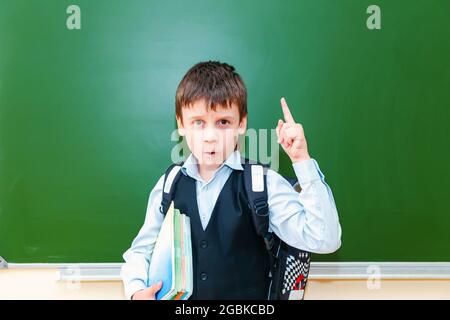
top-left (159, 158), bottom-right (311, 300)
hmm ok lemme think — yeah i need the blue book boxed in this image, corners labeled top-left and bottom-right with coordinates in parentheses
top-left (147, 201), bottom-right (192, 300)
top-left (147, 202), bottom-right (175, 299)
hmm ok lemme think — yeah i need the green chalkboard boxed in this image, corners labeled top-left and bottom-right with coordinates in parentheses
top-left (0, 0), bottom-right (449, 263)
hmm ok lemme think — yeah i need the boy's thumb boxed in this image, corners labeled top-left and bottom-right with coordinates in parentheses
top-left (149, 280), bottom-right (163, 294)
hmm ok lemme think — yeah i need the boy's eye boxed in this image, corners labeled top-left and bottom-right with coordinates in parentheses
top-left (193, 120), bottom-right (203, 127)
top-left (217, 119), bottom-right (230, 126)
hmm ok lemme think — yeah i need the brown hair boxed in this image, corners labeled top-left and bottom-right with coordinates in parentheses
top-left (175, 61), bottom-right (247, 124)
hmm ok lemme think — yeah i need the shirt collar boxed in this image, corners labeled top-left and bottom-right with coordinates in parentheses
top-left (181, 150), bottom-right (244, 179)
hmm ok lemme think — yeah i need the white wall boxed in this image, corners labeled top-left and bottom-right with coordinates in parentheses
top-left (1, 268), bottom-right (450, 299)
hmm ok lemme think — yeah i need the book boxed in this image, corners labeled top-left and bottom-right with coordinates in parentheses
top-left (147, 201), bottom-right (193, 300)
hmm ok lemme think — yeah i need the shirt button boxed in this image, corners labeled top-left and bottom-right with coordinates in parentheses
top-left (200, 240), bottom-right (208, 249)
top-left (201, 215), bottom-right (206, 220)
top-left (200, 272), bottom-right (208, 281)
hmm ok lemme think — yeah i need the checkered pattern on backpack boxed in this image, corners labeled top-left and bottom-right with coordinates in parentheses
top-left (281, 252), bottom-right (310, 295)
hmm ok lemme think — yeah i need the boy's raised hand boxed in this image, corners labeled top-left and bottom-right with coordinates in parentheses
top-left (276, 97), bottom-right (311, 163)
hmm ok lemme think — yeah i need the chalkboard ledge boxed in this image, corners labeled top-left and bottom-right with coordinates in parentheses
top-left (4, 262), bottom-right (450, 280)
top-left (309, 262), bottom-right (450, 280)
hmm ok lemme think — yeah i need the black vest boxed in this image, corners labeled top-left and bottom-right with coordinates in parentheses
top-left (171, 167), bottom-right (271, 300)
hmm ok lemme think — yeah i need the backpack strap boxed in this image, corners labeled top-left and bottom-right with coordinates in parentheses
top-left (159, 161), bottom-right (184, 216)
top-left (242, 159), bottom-right (280, 259)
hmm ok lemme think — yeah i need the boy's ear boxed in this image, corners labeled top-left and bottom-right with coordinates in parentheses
top-left (176, 116), bottom-right (185, 136)
top-left (238, 116), bottom-right (247, 135)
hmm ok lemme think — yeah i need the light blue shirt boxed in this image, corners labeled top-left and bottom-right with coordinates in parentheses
top-left (121, 150), bottom-right (342, 299)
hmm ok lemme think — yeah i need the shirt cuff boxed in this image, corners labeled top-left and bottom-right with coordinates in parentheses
top-left (292, 158), bottom-right (325, 186)
top-left (124, 280), bottom-right (147, 300)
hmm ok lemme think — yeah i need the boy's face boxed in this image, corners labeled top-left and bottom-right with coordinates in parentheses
top-left (176, 99), bottom-right (247, 170)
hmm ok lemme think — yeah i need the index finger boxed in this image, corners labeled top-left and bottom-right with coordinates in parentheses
top-left (280, 97), bottom-right (295, 123)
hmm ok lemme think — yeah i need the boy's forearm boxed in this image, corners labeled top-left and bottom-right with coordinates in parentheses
top-left (121, 250), bottom-right (152, 299)
top-left (267, 159), bottom-right (341, 253)
top-left (294, 159), bottom-right (341, 253)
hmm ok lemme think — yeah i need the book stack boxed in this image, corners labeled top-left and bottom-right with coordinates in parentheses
top-left (148, 201), bottom-right (193, 300)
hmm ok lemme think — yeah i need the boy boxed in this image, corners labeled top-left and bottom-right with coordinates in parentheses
top-left (121, 61), bottom-right (342, 300)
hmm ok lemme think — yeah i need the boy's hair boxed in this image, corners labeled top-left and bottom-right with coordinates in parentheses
top-left (175, 61), bottom-right (247, 124)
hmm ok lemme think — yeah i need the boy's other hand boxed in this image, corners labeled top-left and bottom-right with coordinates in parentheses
top-left (276, 97), bottom-right (311, 163)
top-left (131, 280), bottom-right (163, 300)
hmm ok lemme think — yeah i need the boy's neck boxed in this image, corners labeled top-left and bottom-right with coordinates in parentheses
top-left (197, 163), bottom-right (221, 183)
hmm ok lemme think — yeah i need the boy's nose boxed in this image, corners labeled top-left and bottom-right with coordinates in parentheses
top-left (203, 127), bottom-right (218, 142)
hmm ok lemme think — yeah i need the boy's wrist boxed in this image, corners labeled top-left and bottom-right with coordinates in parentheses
top-left (290, 152), bottom-right (311, 164)
top-left (292, 157), bottom-right (322, 186)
